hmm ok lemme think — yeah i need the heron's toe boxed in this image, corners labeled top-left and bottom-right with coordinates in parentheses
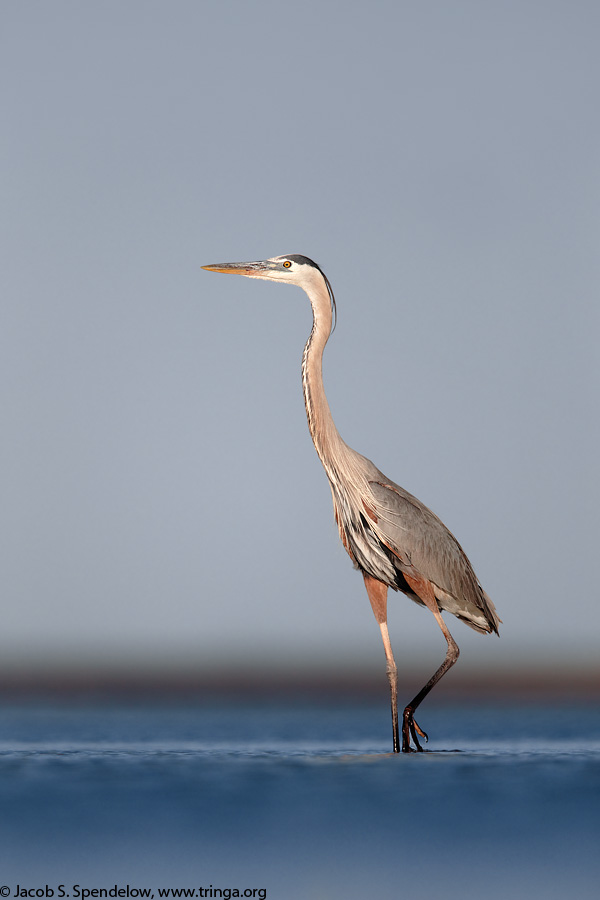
top-left (413, 718), bottom-right (428, 742)
top-left (402, 706), bottom-right (427, 753)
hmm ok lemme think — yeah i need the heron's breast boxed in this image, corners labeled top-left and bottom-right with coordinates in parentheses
top-left (331, 488), bottom-right (398, 585)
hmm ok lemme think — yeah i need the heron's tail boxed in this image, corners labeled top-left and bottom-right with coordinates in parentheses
top-left (480, 589), bottom-right (501, 636)
top-left (458, 588), bottom-right (501, 635)
top-left (434, 584), bottom-right (501, 635)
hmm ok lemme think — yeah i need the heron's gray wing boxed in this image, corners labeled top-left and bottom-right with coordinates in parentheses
top-left (368, 478), bottom-right (500, 633)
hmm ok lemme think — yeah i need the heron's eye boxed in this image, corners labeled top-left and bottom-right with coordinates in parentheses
top-left (282, 261), bottom-right (292, 268)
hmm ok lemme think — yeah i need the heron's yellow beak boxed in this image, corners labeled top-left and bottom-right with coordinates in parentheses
top-left (202, 260), bottom-right (275, 277)
top-left (202, 264), bottom-right (246, 274)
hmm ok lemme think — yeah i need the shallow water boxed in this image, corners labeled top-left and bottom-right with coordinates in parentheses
top-left (1, 701), bottom-right (599, 898)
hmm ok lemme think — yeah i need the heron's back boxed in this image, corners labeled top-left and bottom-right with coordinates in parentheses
top-left (330, 450), bottom-right (500, 635)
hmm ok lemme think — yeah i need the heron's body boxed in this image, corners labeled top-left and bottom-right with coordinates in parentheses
top-left (203, 253), bottom-right (500, 752)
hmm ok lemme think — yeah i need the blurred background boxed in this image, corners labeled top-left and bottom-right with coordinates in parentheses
top-left (1, 0), bottom-right (598, 699)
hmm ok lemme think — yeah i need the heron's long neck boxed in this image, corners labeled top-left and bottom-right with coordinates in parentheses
top-left (301, 277), bottom-right (345, 477)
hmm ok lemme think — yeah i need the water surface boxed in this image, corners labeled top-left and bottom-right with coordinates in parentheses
top-left (1, 701), bottom-right (598, 898)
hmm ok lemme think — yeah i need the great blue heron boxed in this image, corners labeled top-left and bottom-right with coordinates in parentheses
top-left (202, 254), bottom-right (500, 752)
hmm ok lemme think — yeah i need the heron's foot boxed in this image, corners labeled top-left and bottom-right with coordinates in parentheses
top-left (412, 717), bottom-right (428, 742)
top-left (402, 706), bottom-right (429, 753)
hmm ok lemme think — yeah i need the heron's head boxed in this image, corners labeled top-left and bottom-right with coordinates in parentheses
top-left (202, 254), bottom-right (337, 328)
top-left (202, 254), bottom-right (324, 288)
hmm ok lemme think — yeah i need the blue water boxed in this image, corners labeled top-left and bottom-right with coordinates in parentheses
top-left (1, 700), bottom-right (599, 899)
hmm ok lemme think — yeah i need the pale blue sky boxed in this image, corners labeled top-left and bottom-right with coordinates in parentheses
top-left (1, 0), bottom-right (598, 677)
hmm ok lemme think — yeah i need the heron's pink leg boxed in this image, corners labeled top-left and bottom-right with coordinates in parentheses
top-left (402, 572), bottom-right (460, 752)
top-left (363, 574), bottom-right (401, 753)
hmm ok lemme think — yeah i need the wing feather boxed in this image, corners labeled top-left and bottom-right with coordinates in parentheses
top-left (368, 478), bottom-right (500, 634)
